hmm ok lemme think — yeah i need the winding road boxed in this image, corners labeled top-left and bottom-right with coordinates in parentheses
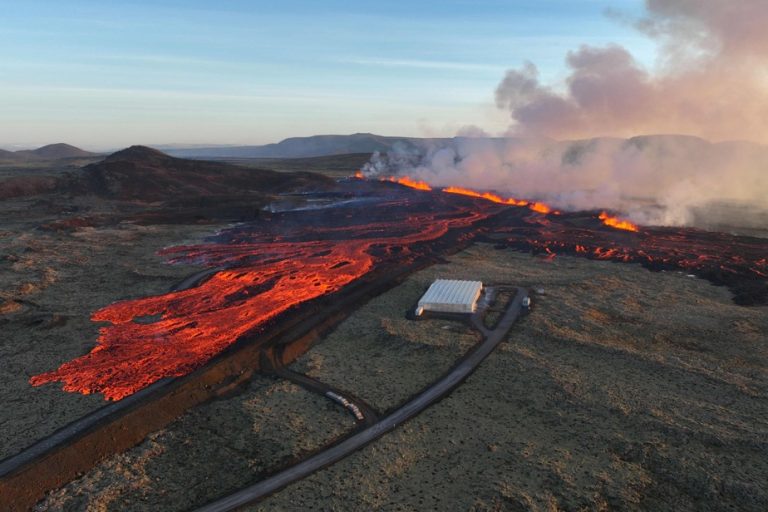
top-left (193, 287), bottom-right (526, 512)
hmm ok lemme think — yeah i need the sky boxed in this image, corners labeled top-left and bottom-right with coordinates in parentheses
top-left (0, 0), bottom-right (652, 150)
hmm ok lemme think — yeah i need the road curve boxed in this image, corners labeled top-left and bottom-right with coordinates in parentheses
top-left (193, 287), bottom-right (526, 512)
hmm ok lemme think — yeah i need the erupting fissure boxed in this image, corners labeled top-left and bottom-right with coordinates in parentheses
top-left (382, 175), bottom-right (432, 191)
top-left (599, 211), bottom-right (639, 232)
top-left (377, 174), bottom-right (649, 228)
top-left (362, 173), bottom-right (557, 216)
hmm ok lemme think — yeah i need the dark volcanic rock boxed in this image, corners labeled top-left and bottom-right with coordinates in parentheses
top-left (71, 145), bottom-right (334, 201)
top-left (0, 175), bottom-right (59, 199)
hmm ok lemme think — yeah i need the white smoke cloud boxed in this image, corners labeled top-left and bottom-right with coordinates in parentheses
top-left (363, 135), bottom-right (768, 227)
top-left (497, 1), bottom-right (768, 142)
top-left (363, 1), bottom-right (768, 229)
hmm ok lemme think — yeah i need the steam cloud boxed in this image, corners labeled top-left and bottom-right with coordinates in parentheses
top-left (364, 1), bottom-right (768, 229)
top-left (496, 1), bottom-right (768, 142)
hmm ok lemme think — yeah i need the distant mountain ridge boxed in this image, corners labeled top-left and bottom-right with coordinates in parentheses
top-left (159, 132), bottom-right (768, 160)
top-left (162, 133), bottom-right (456, 159)
top-left (0, 143), bottom-right (99, 162)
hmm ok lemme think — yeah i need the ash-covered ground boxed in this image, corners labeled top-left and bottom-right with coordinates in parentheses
top-left (36, 246), bottom-right (768, 512)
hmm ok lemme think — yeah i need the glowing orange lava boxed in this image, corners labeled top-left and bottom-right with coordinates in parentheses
top-left (382, 175), bottom-right (432, 191)
top-left (443, 185), bottom-right (554, 214)
top-left (442, 186), bottom-right (527, 206)
top-left (30, 193), bottom-right (486, 400)
top-left (380, 177), bottom-right (554, 215)
top-left (529, 202), bottom-right (552, 214)
top-left (29, 179), bottom-right (768, 400)
top-left (370, 173), bottom-right (560, 216)
top-left (599, 211), bottom-right (639, 232)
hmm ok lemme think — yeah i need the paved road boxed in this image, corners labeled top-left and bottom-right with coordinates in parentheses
top-left (193, 287), bottom-right (527, 512)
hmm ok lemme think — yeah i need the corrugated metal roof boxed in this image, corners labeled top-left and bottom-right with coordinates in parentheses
top-left (417, 279), bottom-right (483, 314)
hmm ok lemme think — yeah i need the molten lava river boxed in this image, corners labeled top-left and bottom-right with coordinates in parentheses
top-left (31, 179), bottom-right (768, 400)
top-left (30, 182), bottom-right (488, 400)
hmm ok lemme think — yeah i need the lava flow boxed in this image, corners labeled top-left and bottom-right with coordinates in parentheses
top-left (382, 175), bottom-right (433, 191)
top-left (485, 207), bottom-right (768, 305)
top-left (599, 211), bottom-right (639, 232)
top-left (30, 178), bottom-right (768, 401)
top-left (443, 186), bottom-right (528, 207)
top-left (376, 175), bottom-right (555, 215)
top-left (30, 182), bottom-right (487, 400)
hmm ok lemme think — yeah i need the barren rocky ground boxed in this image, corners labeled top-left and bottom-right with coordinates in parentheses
top-left (33, 245), bottom-right (768, 511)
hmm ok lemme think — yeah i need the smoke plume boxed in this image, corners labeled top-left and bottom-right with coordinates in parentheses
top-left (364, 1), bottom-right (768, 229)
top-left (497, 1), bottom-right (768, 142)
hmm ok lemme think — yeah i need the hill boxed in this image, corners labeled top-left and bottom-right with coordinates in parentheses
top-left (0, 143), bottom-right (99, 163)
top-left (16, 143), bottom-right (98, 160)
top-left (161, 132), bottom-right (768, 164)
top-left (70, 145), bottom-right (334, 201)
top-left (0, 149), bottom-right (19, 163)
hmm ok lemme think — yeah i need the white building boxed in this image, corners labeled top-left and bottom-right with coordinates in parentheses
top-left (415, 279), bottom-right (483, 316)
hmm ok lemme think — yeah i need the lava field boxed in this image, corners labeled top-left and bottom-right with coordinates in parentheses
top-left (30, 178), bottom-right (768, 401)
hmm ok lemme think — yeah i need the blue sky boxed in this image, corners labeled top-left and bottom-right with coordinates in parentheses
top-left (0, 0), bottom-right (652, 150)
